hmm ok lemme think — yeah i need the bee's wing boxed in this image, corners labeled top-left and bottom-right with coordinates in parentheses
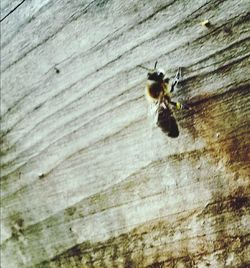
top-left (147, 101), bottom-right (159, 127)
top-left (157, 104), bottom-right (179, 138)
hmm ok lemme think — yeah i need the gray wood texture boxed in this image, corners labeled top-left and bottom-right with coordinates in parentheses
top-left (1, 0), bottom-right (250, 267)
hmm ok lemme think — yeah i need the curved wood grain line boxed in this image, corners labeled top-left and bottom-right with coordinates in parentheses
top-left (1, 11), bottom-right (245, 149)
top-left (2, 115), bottom-right (247, 222)
top-left (187, 35), bottom-right (250, 69)
top-left (1, 201), bottom-right (203, 252)
top-left (0, 96), bottom-right (145, 181)
top-left (1, 146), bottom-right (208, 219)
top-left (1, 7), bottom-right (244, 146)
top-left (33, 213), bottom-right (248, 267)
top-left (183, 53), bottom-right (250, 84)
top-left (3, 48), bottom-right (247, 171)
top-left (0, 73), bottom-right (144, 161)
top-left (1, 0), bottom-right (177, 73)
top-left (0, 74), bottom-right (144, 160)
top-left (1, 44), bottom-right (249, 170)
top-left (5, 152), bottom-right (229, 245)
top-left (1, 0), bottom-right (226, 119)
top-left (1, 1), bottom-right (55, 47)
top-left (0, 4), bottom-right (178, 125)
top-left (2, 147), bottom-right (205, 228)
top-left (55, 232), bottom-right (248, 261)
top-left (1, 70), bottom-right (248, 194)
top-left (1, 14), bottom-right (248, 182)
top-left (1, 0), bottom-right (97, 72)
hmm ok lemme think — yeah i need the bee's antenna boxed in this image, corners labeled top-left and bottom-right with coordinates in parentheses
top-left (154, 61), bottom-right (158, 70)
top-left (137, 61), bottom-right (158, 72)
top-left (137, 64), bottom-right (152, 71)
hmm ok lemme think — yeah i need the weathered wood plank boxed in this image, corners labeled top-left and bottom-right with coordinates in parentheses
top-left (1, 0), bottom-right (250, 267)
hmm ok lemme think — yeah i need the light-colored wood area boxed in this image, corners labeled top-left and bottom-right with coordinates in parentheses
top-left (1, 0), bottom-right (250, 267)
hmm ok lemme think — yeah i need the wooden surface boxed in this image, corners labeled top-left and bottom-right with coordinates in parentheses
top-left (1, 0), bottom-right (250, 267)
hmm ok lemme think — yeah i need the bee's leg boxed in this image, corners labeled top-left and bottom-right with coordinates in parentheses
top-left (170, 101), bottom-right (189, 110)
top-left (170, 67), bottom-right (181, 93)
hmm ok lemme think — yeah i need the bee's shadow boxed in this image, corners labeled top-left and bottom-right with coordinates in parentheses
top-left (157, 106), bottom-right (179, 138)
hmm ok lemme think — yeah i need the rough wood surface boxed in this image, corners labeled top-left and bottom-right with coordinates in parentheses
top-left (1, 0), bottom-right (250, 267)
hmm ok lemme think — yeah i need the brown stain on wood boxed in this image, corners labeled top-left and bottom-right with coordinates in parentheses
top-left (35, 202), bottom-right (250, 267)
top-left (180, 83), bottom-right (250, 177)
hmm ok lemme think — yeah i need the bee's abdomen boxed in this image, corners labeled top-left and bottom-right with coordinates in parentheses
top-left (157, 106), bottom-right (179, 138)
top-left (145, 81), bottom-right (163, 101)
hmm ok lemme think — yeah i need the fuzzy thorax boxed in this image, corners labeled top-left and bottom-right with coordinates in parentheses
top-left (145, 80), bottom-right (171, 103)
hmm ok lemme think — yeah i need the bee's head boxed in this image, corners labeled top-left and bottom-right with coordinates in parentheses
top-left (147, 69), bottom-right (165, 82)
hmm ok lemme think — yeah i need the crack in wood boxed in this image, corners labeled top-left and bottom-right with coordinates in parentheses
top-left (0, 0), bottom-right (26, 22)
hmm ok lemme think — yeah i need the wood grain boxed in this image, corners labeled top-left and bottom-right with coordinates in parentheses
top-left (1, 0), bottom-right (250, 267)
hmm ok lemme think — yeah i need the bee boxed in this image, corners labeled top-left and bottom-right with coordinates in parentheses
top-left (141, 61), bottom-right (188, 137)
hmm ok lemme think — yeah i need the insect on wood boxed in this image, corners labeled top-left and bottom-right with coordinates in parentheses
top-left (141, 61), bottom-right (189, 137)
